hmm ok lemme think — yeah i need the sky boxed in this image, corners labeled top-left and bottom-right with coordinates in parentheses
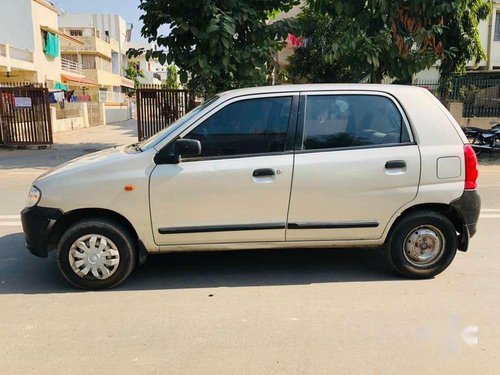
top-left (52, 0), bottom-right (147, 42)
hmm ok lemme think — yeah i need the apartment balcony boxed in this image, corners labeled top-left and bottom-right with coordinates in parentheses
top-left (0, 44), bottom-right (34, 62)
top-left (84, 68), bottom-right (125, 87)
top-left (7, 46), bottom-right (33, 62)
top-left (61, 36), bottom-right (112, 59)
top-left (59, 28), bottom-right (121, 58)
top-left (121, 77), bottom-right (135, 89)
top-left (138, 71), bottom-right (162, 85)
top-left (61, 58), bottom-right (85, 76)
top-left (99, 91), bottom-right (128, 103)
top-left (0, 43), bottom-right (35, 73)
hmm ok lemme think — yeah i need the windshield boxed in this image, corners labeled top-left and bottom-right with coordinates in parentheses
top-left (136, 96), bottom-right (219, 150)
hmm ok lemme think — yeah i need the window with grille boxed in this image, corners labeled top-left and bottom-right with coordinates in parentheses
top-left (81, 55), bottom-right (96, 69)
top-left (69, 29), bottom-right (83, 37)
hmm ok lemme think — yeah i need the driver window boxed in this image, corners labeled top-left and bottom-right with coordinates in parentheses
top-left (184, 97), bottom-right (292, 158)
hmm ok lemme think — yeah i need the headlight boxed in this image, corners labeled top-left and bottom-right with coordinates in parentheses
top-left (26, 186), bottom-right (41, 208)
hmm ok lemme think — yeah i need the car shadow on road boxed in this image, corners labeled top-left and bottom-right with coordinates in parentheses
top-left (0, 232), bottom-right (404, 295)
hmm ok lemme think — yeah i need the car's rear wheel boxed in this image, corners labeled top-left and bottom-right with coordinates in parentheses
top-left (385, 211), bottom-right (457, 279)
top-left (57, 219), bottom-right (136, 290)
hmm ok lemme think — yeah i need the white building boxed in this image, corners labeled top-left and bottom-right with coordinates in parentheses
top-left (58, 13), bottom-right (135, 93)
top-left (123, 42), bottom-right (163, 85)
top-left (0, 0), bottom-right (82, 87)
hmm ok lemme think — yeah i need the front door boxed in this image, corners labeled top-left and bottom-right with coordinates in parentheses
top-left (287, 92), bottom-right (421, 241)
top-left (150, 94), bottom-right (298, 245)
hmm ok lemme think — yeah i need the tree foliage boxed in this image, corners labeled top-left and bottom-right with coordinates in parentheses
top-left (131, 0), bottom-right (299, 96)
top-left (124, 61), bottom-right (145, 88)
top-left (295, 0), bottom-right (492, 83)
top-left (164, 65), bottom-right (179, 89)
top-left (287, 9), bottom-right (358, 83)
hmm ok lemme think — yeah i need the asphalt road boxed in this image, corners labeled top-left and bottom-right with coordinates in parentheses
top-left (1, 124), bottom-right (500, 374)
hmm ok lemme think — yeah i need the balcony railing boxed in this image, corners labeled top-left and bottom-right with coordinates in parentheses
top-left (61, 58), bottom-right (84, 75)
top-left (60, 27), bottom-right (111, 43)
top-left (99, 91), bottom-right (127, 103)
top-left (121, 77), bottom-right (135, 88)
top-left (8, 46), bottom-right (34, 62)
top-left (59, 37), bottom-right (113, 58)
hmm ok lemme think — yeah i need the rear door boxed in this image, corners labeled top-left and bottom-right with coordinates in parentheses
top-left (287, 91), bottom-right (421, 241)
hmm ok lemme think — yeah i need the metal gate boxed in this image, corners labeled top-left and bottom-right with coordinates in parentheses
top-left (0, 83), bottom-right (52, 146)
top-left (136, 86), bottom-right (196, 141)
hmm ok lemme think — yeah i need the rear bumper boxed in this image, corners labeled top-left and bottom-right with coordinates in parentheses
top-left (450, 190), bottom-right (481, 251)
top-left (21, 206), bottom-right (63, 258)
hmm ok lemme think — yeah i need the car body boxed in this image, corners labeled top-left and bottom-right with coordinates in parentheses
top-left (21, 84), bottom-right (481, 289)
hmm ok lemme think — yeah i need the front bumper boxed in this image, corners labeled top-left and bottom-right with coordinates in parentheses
top-left (20, 206), bottom-right (63, 258)
top-left (450, 190), bottom-right (481, 251)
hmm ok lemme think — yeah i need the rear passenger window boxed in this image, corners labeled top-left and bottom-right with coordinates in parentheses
top-left (302, 95), bottom-right (410, 150)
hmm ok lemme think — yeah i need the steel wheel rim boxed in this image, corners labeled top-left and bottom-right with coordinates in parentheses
top-left (68, 234), bottom-right (120, 280)
top-left (403, 225), bottom-right (445, 267)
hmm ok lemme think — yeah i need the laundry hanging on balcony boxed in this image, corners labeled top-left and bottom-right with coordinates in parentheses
top-left (44, 32), bottom-right (60, 58)
top-left (48, 90), bottom-right (65, 104)
top-left (54, 82), bottom-right (69, 91)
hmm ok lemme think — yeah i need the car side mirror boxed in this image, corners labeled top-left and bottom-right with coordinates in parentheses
top-left (154, 139), bottom-right (202, 165)
top-left (173, 138), bottom-right (202, 158)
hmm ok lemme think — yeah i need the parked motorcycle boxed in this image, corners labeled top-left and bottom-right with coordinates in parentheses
top-left (462, 120), bottom-right (500, 156)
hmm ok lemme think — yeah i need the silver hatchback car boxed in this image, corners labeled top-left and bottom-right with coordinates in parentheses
top-left (21, 84), bottom-right (480, 289)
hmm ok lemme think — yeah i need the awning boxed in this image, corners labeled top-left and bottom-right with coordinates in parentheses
top-left (41, 26), bottom-right (84, 45)
top-left (61, 74), bottom-right (97, 86)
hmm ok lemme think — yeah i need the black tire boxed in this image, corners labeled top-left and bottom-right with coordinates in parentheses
top-left (385, 211), bottom-right (457, 279)
top-left (57, 218), bottom-right (137, 290)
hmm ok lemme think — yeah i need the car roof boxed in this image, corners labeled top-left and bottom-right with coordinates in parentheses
top-left (217, 83), bottom-right (427, 99)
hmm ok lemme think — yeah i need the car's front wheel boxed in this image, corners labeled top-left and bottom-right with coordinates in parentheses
top-left (57, 219), bottom-right (136, 290)
top-left (386, 211), bottom-right (458, 279)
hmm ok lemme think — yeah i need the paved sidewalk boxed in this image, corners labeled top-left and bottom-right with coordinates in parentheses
top-left (0, 119), bottom-right (138, 171)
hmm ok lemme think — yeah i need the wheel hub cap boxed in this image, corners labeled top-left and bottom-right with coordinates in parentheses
top-left (404, 225), bottom-right (445, 267)
top-left (68, 234), bottom-right (120, 280)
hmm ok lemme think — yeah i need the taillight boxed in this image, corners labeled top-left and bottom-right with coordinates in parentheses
top-left (464, 144), bottom-right (478, 190)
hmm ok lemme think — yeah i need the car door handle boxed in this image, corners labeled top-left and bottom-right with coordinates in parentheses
top-left (253, 168), bottom-right (275, 177)
top-left (385, 160), bottom-right (406, 169)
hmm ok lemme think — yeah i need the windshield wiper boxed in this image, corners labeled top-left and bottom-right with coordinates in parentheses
top-left (126, 143), bottom-right (143, 153)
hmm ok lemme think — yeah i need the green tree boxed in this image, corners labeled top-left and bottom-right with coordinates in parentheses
top-left (164, 65), bottom-right (179, 89)
top-left (287, 9), bottom-right (358, 83)
top-left (130, 0), bottom-right (299, 97)
top-left (301, 0), bottom-right (491, 83)
top-left (124, 61), bottom-right (145, 87)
